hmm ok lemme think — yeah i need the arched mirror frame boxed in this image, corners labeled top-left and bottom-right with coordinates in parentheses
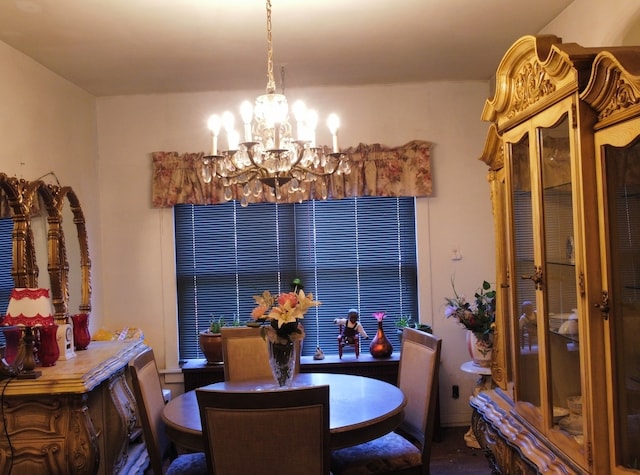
top-left (1, 175), bottom-right (91, 324)
top-left (51, 185), bottom-right (92, 319)
top-left (0, 174), bottom-right (37, 289)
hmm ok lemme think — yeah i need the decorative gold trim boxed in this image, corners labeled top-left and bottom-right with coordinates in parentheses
top-left (0, 175), bottom-right (91, 322)
top-left (508, 60), bottom-right (556, 119)
top-left (582, 50), bottom-right (640, 128)
top-left (478, 124), bottom-right (504, 171)
top-left (483, 35), bottom-right (592, 133)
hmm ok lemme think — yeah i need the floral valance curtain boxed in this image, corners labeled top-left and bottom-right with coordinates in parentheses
top-left (151, 140), bottom-right (432, 207)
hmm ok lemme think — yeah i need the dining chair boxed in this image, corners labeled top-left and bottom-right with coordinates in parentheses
top-left (330, 327), bottom-right (442, 475)
top-left (129, 348), bottom-right (207, 475)
top-left (220, 326), bottom-right (301, 381)
top-left (196, 384), bottom-right (331, 475)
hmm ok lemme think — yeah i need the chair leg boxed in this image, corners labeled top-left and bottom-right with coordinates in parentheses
top-left (338, 343), bottom-right (343, 359)
top-left (355, 342), bottom-right (359, 358)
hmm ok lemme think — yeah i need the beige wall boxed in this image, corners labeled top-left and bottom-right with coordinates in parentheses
top-left (1, 0), bottom-right (639, 426)
top-left (0, 40), bottom-right (101, 322)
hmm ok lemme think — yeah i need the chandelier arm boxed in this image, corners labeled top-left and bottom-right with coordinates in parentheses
top-left (218, 168), bottom-right (263, 183)
top-left (294, 166), bottom-right (336, 178)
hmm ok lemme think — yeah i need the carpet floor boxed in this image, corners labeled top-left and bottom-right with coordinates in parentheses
top-left (430, 426), bottom-right (492, 474)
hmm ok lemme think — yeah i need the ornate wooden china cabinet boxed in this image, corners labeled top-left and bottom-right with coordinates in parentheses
top-left (472, 35), bottom-right (640, 474)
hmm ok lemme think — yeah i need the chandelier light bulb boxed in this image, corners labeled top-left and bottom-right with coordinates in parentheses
top-left (207, 114), bottom-right (222, 155)
top-left (292, 100), bottom-right (307, 140)
top-left (240, 101), bottom-right (254, 142)
top-left (227, 129), bottom-right (240, 151)
top-left (222, 111), bottom-right (239, 150)
top-left (306, 109), bottom-right (318, 146)
top-left (292, 100), bottom-right (306, 121)
top-left (222, 111), bottom-right (234, 133)
top-left (327, 113), bottom-right (340, 153)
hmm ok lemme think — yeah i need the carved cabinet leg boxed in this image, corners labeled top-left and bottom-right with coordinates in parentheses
top-left (67, 394), bottom-right (100, 475)
top-left (0, 395), bottom-right (99, 475)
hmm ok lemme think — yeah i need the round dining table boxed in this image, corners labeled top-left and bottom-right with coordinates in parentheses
top-left (162, 372), bottom-right (406, 451)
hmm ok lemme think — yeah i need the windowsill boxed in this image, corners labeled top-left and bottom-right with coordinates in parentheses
top-left (180, 352), bottom-right (400, 370)
top-left (180, 352), bottom-right (401, 390)
top-left (300, 353), bottom-right (400, 366)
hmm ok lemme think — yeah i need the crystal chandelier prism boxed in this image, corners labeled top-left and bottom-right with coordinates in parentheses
top-left (201, 0), bottom-right (351, 205)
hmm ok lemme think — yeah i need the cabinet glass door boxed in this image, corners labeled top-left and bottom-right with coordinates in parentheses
top-left (603, 138), bottom-right (640, 470)
top-left (509, 111), bottom-right (585, 448)
top-left (509, 131), bottom-right (542, 409)
top-left (539, 115), bottom-right (583, 442)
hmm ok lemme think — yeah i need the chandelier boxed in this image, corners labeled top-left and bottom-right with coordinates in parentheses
top-left (201, 0), bottom-right (351, 204)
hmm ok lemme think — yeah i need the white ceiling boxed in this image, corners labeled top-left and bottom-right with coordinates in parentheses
top-left (0, 0), bottom-right (574, 97)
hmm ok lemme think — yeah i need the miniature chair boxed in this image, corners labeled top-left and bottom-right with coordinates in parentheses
top-left (337, 324), bottom-right (360, 359)
top-left (129, 348), bottom-right (207, 475)
top-left (196, 384), bottom-right (330, 475)
top-left (331, 327), bottom-right (442, 474)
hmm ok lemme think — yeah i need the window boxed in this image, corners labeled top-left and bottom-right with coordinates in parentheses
top-left (174, 196), bottom-right (418, 359)
top-left (0, 218), bottom-right (13, 346)
top-left (0, 218), bottom-right (13, 315)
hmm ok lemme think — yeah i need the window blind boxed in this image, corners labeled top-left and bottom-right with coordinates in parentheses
top-left (174, 196), bottom-right (418, 359)
top-left (0, 218), bottom-right (13, 346)
top-left (0, 218), bottom-right (13, 316)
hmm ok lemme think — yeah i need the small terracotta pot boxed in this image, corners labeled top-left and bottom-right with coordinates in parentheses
top-left (199, 331), bottom-right (223, 364)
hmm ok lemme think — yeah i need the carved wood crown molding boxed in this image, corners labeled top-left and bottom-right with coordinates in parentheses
top-left (509, 60), bottom-right (557, 120)
top-left (602, 77), bottom-right (640, 119)
top-left (478, 124), bottom-right (503, 170)
top-left (482, 35), bottom-right (597, 132)
top-left (581, 50), bottom-right (640, 127)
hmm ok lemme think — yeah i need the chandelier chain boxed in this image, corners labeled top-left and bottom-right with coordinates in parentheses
top-left (266, 0), bottom-right (275, 93)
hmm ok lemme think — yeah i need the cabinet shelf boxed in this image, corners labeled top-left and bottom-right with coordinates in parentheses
top-left (516, 258), bottom-right (576, 267)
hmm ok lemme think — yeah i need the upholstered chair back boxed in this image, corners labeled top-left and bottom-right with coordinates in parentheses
top-left (196, 384), bottom-right (330, 474)
top-left (221, 326), bottom-right (300, 381)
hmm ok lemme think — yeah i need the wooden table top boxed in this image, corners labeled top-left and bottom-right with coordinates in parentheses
top-left (162, 372), bottom-right (406, 450)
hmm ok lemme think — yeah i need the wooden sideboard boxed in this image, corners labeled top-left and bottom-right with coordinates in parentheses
top-left (0, 339), bottom-right (149, 475)
top-left (182, 353), bottom-right (400, 391)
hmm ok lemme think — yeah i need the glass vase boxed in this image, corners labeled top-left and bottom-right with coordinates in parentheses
top-left (369, 321), bottom-right (393, 358)
top-left (2, 326), bottom-right (22, 366)
top-left (267, 339), bottom-right (296, 387)
top-left (71, 313), bottom-right (92, 350)
top-left (37, 324), bottom-right (60, 367)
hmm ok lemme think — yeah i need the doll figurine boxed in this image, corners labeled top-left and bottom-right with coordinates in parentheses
top-left (334, 309), bottom-right (369, 358)
top-left (519, 300), bottom-right (537, 350)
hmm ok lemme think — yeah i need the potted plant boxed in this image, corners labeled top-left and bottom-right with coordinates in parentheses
top-left (198, 316), bottom-right (227, 364)
top-left (396, 315), bottom-right (432, 341)
top-left (444, 279), bottom-right (496, 367)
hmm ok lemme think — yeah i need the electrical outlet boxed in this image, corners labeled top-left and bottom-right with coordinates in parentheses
top-left (452, 385), bottom-right (459, 399)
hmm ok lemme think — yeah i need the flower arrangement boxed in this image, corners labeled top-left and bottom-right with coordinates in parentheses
top-left (372, 311), bottom-right (386, 322)
top-left (444, 279), bottom-right (496, 338)
top-left (251, 289), bottom-right (321, 344)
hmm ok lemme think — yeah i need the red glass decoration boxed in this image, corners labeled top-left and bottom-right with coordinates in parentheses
top-left (71, 313), bottom-right (91, 350)
top-left (37, 324), bottom-right (60, 367)
top-left (369, 321), bottom-right (393, 358)
top-left (2, 326), bottom-right (22, 365)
